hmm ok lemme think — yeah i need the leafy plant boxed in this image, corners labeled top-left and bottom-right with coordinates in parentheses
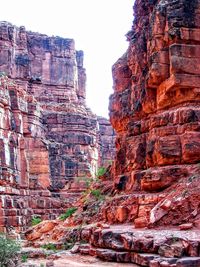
top-left (21, 254), bottom-right (28, 263)
top-left (0, 233), bottom-right (21, 267)
top-left (41, 243), bottom-right (56, 251)
top-left (90, 189), bottom-right (105, 201)
top-left (97, 167), bottom-right (107, 177)
top-left (31, 216), bottom-right (42, 226)
top-left (59, 207), bottom-right (78, 221)
top-left (91, 189), bottom-right (101, 198)
top-left (85, 178), bottom-right (92, 188)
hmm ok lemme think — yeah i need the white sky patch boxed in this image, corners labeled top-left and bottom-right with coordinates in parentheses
top-left (1, 0), bottom-right (133, 118)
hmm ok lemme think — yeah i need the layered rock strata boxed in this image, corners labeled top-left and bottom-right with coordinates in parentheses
top-left (97, 116), bottom-right (116, 168)
top-left (20, 1), bottom-right (200, 266)
top-left (107, 0), bottom-right (200, 228)
top-left (0, 73), bottom-right (57, 232)
top-left (0, 22), bottom-right (115, 232)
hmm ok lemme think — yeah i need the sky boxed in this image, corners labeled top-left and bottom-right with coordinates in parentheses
top-left (1, 0), bottom-right (133, 118)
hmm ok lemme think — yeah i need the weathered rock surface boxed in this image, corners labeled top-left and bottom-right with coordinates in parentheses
top-left (0, 73), bottom-right (57, 232)
top-left (98, 116), bottom-right (116, 168)
top-left (0, 22), bottom-right (115, 232)
top-left (3, 0), bottom-right (200, 265)
top-left (107, 0), bottom-right (200, 228)
top-left (20, 248), bottom-right (138, 266)
top-left (24, 222), bottom-right (200, 267)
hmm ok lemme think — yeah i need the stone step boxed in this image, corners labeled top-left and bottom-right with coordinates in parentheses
top-left (91, 227), bottom-right (199, 253)
top-left (24, 221), bottom-right (200, 266)
top-left (79, 245), bottom-right (200, 267)
top-left (176, 257), bottom-right (200, 267)
top-left (88, 226), bottom-right (200, 266)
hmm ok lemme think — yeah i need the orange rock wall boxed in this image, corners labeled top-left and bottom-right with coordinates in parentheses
top-left (0, 22), bottom-right (98, 187)
top-left (108, 0), bottom-right (200, 227)
top-left (0, 22), bottom-right (115, 232)
top-left (97, 116), bottom-right (116, 168)
top-left (0, 74), bottom-right (56, 232)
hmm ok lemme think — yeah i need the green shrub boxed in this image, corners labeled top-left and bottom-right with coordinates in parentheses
top-left (97, 167), bottom-right (106, 177)
top-left (31, 216), bottom-right (42, 226)
top-left (41, 243), bottom-right (56, 251)
top-left (0, 233), bottom-right (21, 266)
top-left (59, 207), bottom-right (78, 221)
top-left (91, 189), bottom-right (101, 198)
top-left (21, 254), bottom-right (28, 263)
top-left (90, 189), bottom-right (105, 201)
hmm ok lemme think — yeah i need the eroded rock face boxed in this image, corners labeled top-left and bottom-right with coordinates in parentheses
top-left (0, 22), bottom-right (98, 188)
top-left (108, 0), bottom-right (200, 227)
top-left (97, 117), bottom-right (116, 168)
top-left (0, 22), bottom-right (115, 232)
top-left (0, 73), bottom-right (57, 232)
top-left (17, 1), bottom-right (200, 266)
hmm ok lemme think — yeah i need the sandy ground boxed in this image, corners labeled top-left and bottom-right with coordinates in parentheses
top-left (23, 251), bottom-right (139, 266)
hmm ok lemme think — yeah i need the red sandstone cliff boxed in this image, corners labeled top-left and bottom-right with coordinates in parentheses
top-left (108, 0), bottom-right (200, 228)
top-left (0, 73), bottom-right (58, 234)
top-left (97, 116), bottom-right (116, 168)
top-left (21, 1), bottom-right (200, 266)
top-left (0, 22), bottom-right (115, 232)
top-left (23, 0), bottom-right (200, 233)
top-left (24, 0), bottom-right (200, 234)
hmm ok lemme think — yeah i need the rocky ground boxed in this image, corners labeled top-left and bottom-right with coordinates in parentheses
top-left (20, 250), bottom-right (138, 266)
top-left (21, 222), bottom-right (200, 267)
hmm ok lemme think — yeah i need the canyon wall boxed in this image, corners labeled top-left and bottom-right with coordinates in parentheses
top-left (0, 22), bottom-right (115, 232)
top-left (97, 116), bottom-right (116, 168)
top-left (23, 2), bottom-right (200, 266)
top-left (107, 0), bottom-right (200, 227)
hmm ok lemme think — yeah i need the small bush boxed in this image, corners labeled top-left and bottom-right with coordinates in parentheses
top-left (90, 189), bottom-right (105, 201)
top-left (31, 216), bottom-right (42, 226)
top-left (59, 207), bottom-right (78, 221)
top-left (97, 167), bottom-right (106, 177)
top-left (41, 243), bottom-right (56, 251)
top-left (0, 233), bottom-right (21, 266)
top-left (21, 254), bottom-right (28, 263)
top-left (91, 189), bottom-right (101, 198)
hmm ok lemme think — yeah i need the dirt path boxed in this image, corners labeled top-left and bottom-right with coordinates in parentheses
top-left (24, 251), bottom-right (138, 267)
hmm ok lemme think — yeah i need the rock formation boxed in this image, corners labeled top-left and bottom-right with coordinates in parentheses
top-left (108, 0), bottom-right (200, 228)
top-left (97, 116), bottom-right (116, 168)
top-left (25, 1), bottom-right (200, 266)
top-left (0, 73), bottom-right (55, 233)
top-left (0, 22), bottom-right (115, 232)
top-left (2, 0), bottom-right (200, 265)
